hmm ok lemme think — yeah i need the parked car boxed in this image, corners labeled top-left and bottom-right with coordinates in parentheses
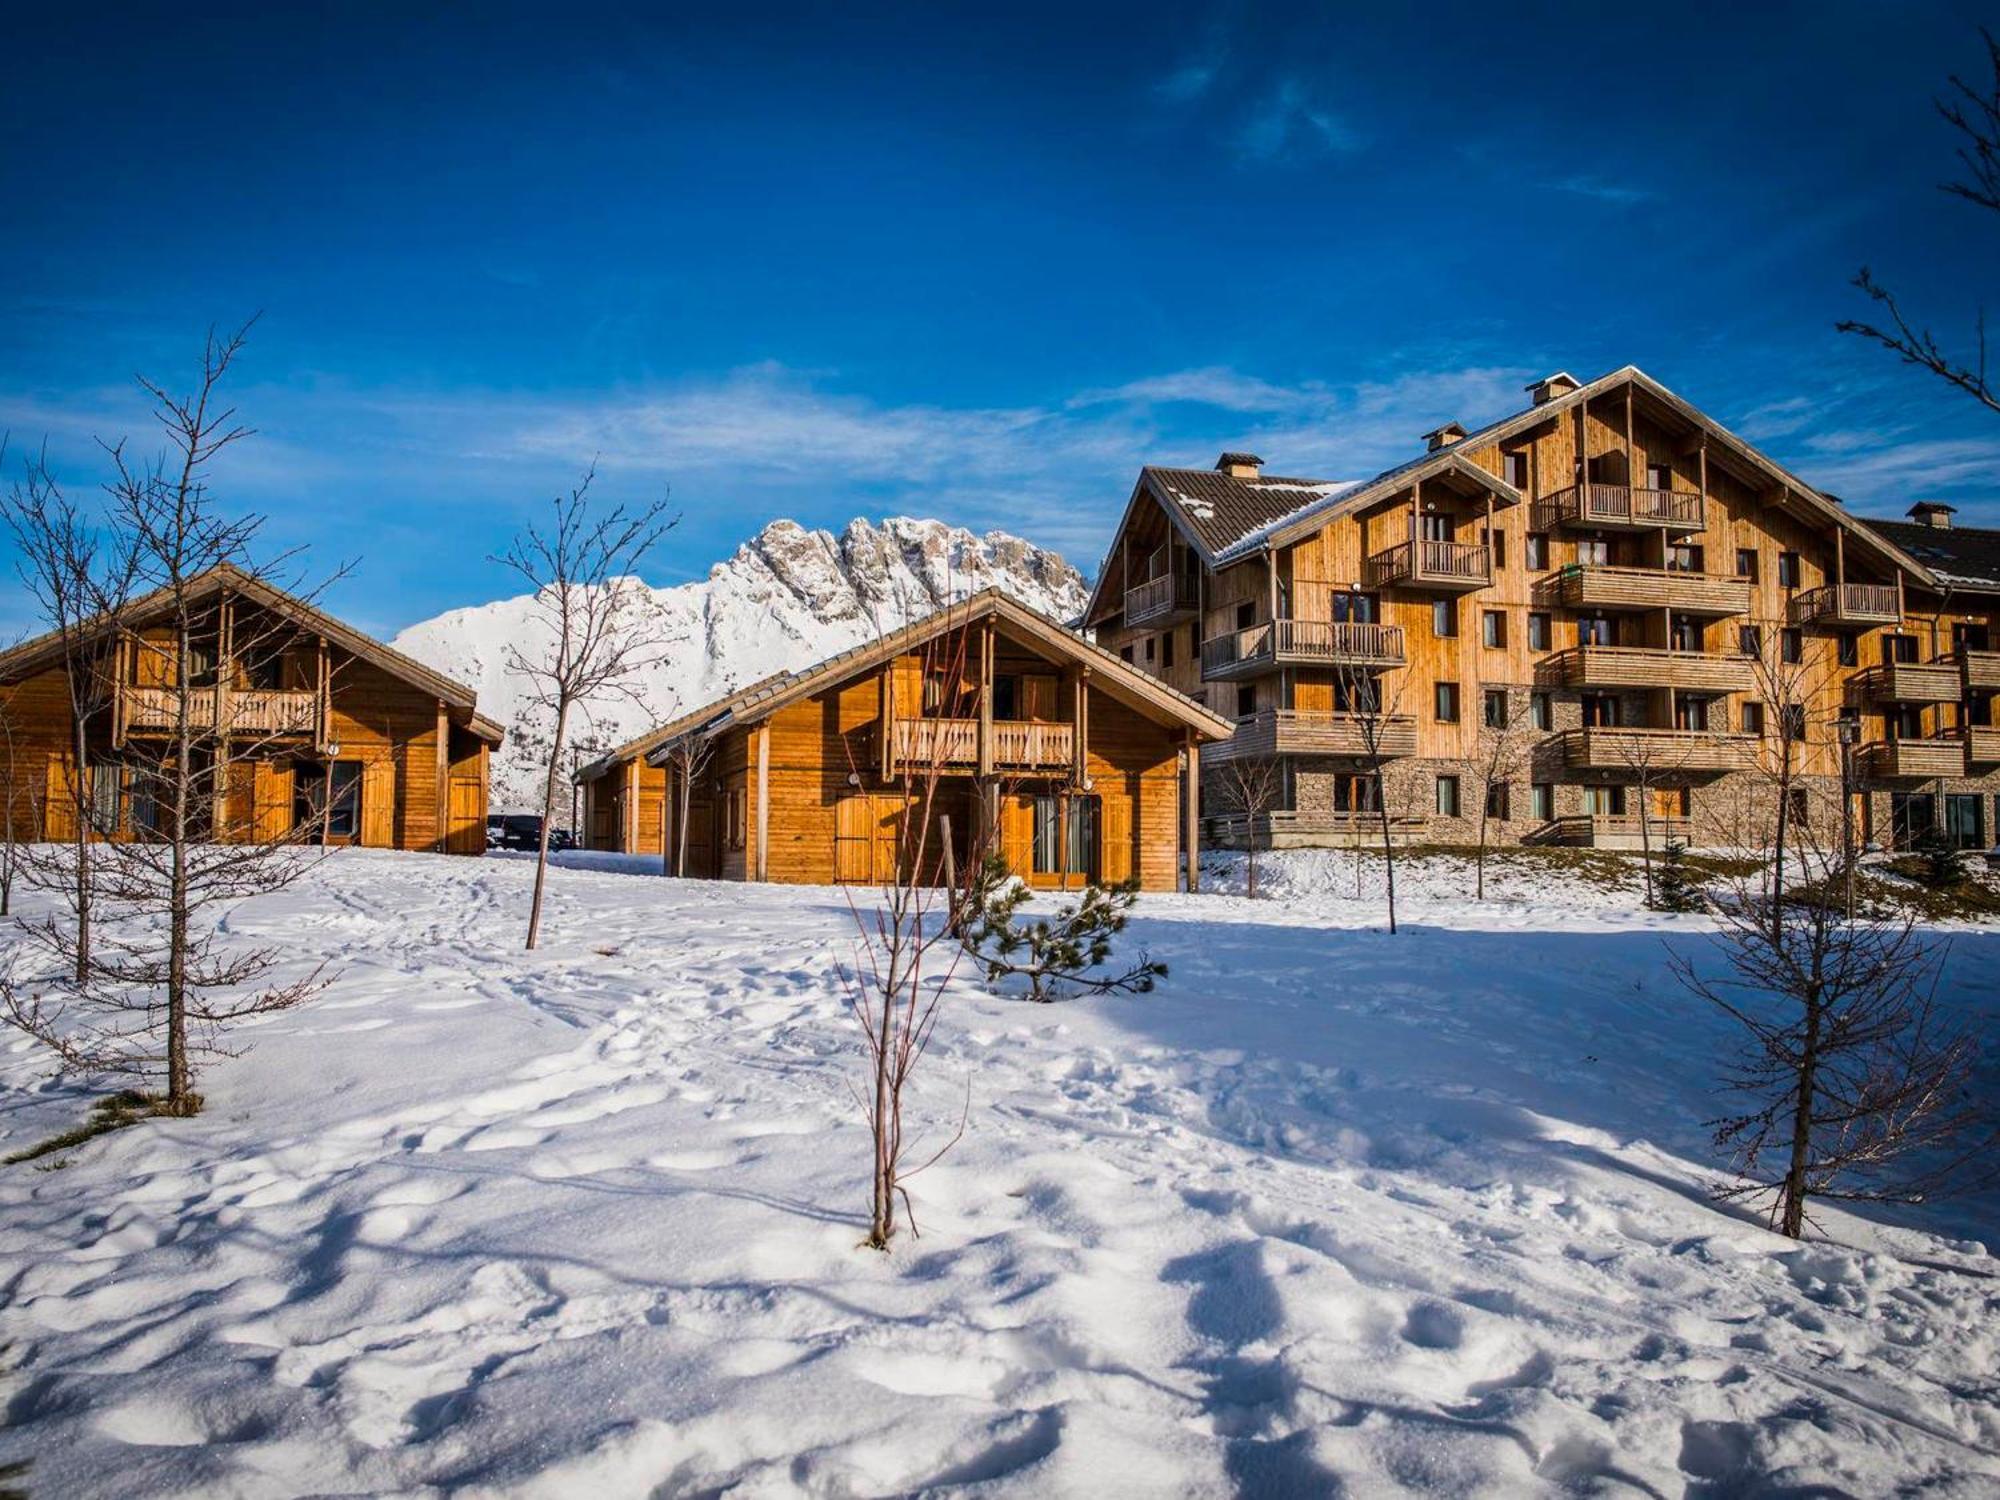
top-left (486, 815), bottom-right (576, 852)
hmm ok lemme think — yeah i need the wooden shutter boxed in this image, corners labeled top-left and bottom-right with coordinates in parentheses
top-left (254, 760), bottom-right (295, 842)
top-left (43, 753), bottom-right (77, 842)
top-left (835, 795), bottom-right (873, 883)
top-left (1101, 783), bottom-right (1134, 885)
top-left (360, 759), bottom-right (395, 847)
top-left (998, 793), bottom-right (1034, 878)
top-left (447, 778), bottom-right (484, 854)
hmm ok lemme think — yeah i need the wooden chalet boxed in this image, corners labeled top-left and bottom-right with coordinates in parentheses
top-left (581, 590), bottom-right (1232, 890)
top-left (0, 563), bottom-right (503, 853)
top-left (1085, 366), bottom-right (2000, 852)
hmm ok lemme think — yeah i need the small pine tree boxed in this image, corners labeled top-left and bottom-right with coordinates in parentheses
top-left (1650, 842), bottom-right (1705, 913)
top-left (1912, 828), bottom-right (1966, 890)
top-left (962, 853), bottom-right (1167, 1003)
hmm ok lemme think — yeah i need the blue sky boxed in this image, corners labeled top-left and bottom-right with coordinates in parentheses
top-left (3, 1), bottom-right (1996, 638)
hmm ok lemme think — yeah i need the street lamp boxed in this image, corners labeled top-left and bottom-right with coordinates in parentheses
top-left (1836, 717), bottom-right (1861, 919)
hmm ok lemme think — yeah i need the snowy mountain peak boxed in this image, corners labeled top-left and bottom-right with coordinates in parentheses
top-left (392, 516), bottom-right (1088, 811)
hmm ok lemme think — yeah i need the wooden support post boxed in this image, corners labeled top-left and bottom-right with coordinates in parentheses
top-left (1835, 526), bottom-right (1846, 589)
top-left (978, 621), bottom-right (993, 778)
top-left (1056, 790), bottom-right (1070, 893)
top-left (216, 591), bottom-right (233, 735)
top-left (316, 635), bottom-right (330, 753)
top-left (435, 700), bottom-right (449, 853)
top-left (878, 665), bottom-right (894, 781)
top-left (1075, 667), bottom-right (1090, 785)
top-left (113, 633), bottom-right (129, 749)
top-left (1266, 548), bottom-right (1279, 624)
top-left (754, 723), bottom-right (770, 882)
top-left (1183, 735), bottom-right (1201, 894)
top-left (1624, 385), bottom-right (1635, 487)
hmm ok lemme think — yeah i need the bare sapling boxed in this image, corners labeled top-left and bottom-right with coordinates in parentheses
top-left (1214, 753), bottom-right (1279, 898)
top-left (1335, 659), bottom-right (1407, 933)
top-left (495, 465), bottom-right (676, 948)
top-left (1671, 820), bottom-right (1995, 1238)
top-left (1472, 686), bottom-right (1532, 901)
top-left (0, 699), bottom-right (21, 918)
top-left (0, 324), bottom-right (346, 1115)
top-left (661, 731), bottom-right (714, 877)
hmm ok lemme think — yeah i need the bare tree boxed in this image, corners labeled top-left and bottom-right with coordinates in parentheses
top-left (5, 444), bottom-right (137, 978)
top-left (1607, 721), bottom-right (1703, 910)
top-left (1838, 30), bottom-right (2000, 416)
top-left (1335, 661), bottom-right (1410, 934)
top-left (0, 325), bottom-right (342, 1114)
top-left (1213, 753), bottom-right (1280, 897)
top-left (1671, 829), bottom-right (1994, 1239)
top-left (0, 697), bottom-right (21, 918)
top-left (1743, 632), bottom-right (1836, 939)
top-left (495, 467), bottom-right (675, 949)
top-left (1471, 686), bottom-right (1533, 900)
top-left (660, 731), bottom-right (715, 877)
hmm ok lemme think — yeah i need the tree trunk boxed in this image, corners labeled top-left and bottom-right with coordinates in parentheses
top-left (1772, 749), bottom-right (1793, 943)
top-left (165, 687), bottom-right (192, 1112)
top-left (71, 708), bottom-right (90, 984)
top-left (526, 698), bottom-right (571, 951)
top-left (1779, 991), bottom-right (1822, 1238)
top-left (1374, 764), bottom-right (1397, 935)
top-left (1476, 803), bottom-right (1488, 900)
top-left (1638, 786), bottom-right (1655, 907)
top-left (676, 770), bottom-right (690, 877)
top-left (867, 944), bottom-right (900, 1248)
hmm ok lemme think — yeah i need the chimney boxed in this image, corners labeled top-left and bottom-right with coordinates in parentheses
top-left (1908, 500), bottom-right (1956, 530)
top-left (1526, 371), bottom-right (1581, 406)
top-left (1216, 451), bottom-right (1264, 479)
top-left (1422, 421), bottom-right (1468, 453)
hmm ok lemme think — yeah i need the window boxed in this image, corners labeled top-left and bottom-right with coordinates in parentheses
top-left (186, 642), bottom-right (218, 689)
top-left (1119, 644), bottom-right (1134, 664)
top-left (1675, 697), bottom-right (1710, 732)
top-left (1486, 529), bottom-right (1507, 569)
top-left (88, 762), bottom-right (122, 834)
top-left (1742, 700), bottom-right (1766, 736)
top-left (1433, 600), bottom-right (1458, 638)
top-left (1777, 551), bottom-right (1801, 588)
top-left (1667, 543), bottom-right (1703, 574)
top-left (1161, 630), bottom-right (1175, 669)
top-left (1893, 704), bottom-right (1925, 738)
top-left (1525, 533), bottom-right (1549, 571)
top-left (1481, 610), bottom-right (1507, 648)
top-left (1583, 784), bottom-right (1627, 816)
top-left (1646, 461), bottom-right (1672, 490)
top-left (1884, 633), bottom-right (1919, 664)
top-left (1671, 617), bottom-right (1700, 652)
top-left (1780, 628), bottom-right (1802, 664)
top-left (1236, 601), bottom-right (1255, 630)
top-left (1837, 635), bottom-right (1857, 668)
top-left (1527, 612), bottom-right (1551, 651)
top-left (1334, 675), bottom-right (1379, 714)
top-left (1420, 512), bottom-right (1453, 543)
top-left (1579, 615), bottom-right (1614, 647)
top-left (1435, 774), bottom-right (1461, 818)
top-left (1531, 782), bottom-right (1554, 822)
top-left (1485, 782), bottom-right (1510, 820)
top-left (1144, 636), bottom-right (1156, 663)
top-left (295, 760), bottom-right (363, 841)
top-left (1735, 548), bottom-right (1759, 582)
top-left (1333, 774), bottom-right (1381, 814)
top-left (1780, 702), bottom-right (1808, 741)
top-left (1787, 786), bottom-right (1810, 829)
top-left (1582, 694), bottom-right (1619, 728)
top-left (244, 645), bottom-right (284, 690)
top-left (1503, 451), bottom-right (1529, 489)
top-left (1891, 792), bottom-right (1936, 849)
top-left (1483, 688), bottom-right (1508, 728)
top-left (1577, 537), bottom-right (1611, 567)
top-left (1331, 591), bottom-right (1378, 624)
top-left (992, 674), bottom-right (1020, 719)
top-left (1738, 625), bottom-right (1762, 657)
top-left (1531, 692), bottom-right (1553, 730)
top-left (1235, 684), bottom-right (1256, 718)
top-left (1435, 682), bottom-right (1461, 723)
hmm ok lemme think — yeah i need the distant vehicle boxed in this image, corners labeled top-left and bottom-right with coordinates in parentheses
top-left (486, 814), bottom-right (576, 852)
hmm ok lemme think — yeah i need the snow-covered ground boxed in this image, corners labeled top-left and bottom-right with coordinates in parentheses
top-left (1, 850), bottom-right (1996, 1497)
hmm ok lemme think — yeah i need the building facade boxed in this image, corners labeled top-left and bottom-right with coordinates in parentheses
top-left (1084, 367), bottom-right (2000, 853)
top-left (0, 564), bottom-right (503, 854)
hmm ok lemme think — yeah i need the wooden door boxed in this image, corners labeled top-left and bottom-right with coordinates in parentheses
top-left (360, 759), bottom-right (396, 847)
top-left (446, 778), bottom-right (484, 854)
top-left (43, 753), bottom-right (77, 842)
top-left (254, 760), bottom-right (295, 842)
top-left (637, 790), bottom-right (665, 853)
top-left (679, 796), bottom-right (715, 876)
top-left (1100, 781), bottom-right (1134, 885)
top-left (998, 793), bottom-right (1034, 878)
top-left (835, 794), bottom-right (904, 884)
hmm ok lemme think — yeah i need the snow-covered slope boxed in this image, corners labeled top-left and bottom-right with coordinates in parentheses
top-left (392, 517), bottom-right (1088, 809)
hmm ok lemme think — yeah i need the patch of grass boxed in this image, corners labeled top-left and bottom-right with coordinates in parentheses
top-left (1398, 843), bottom-right (1759, 892)
top-left (2, 1089), bottom-right (198, 1166)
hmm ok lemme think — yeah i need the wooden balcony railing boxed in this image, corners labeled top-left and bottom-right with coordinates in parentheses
top-left (1963, 725), bottom-right (2000, 765)
top-left (890, 716), bottom-right (1074, 771)
top-left (1861, 660), bottom-right (1965, 704)
top-left (1365, 539), bottom-right (1491, 591)
top-left (1789, 583), bottom-right (1901, 629)
top-left (1554, 646), bottom-right (1755, 694)
top-left (1534, 484), bottom-right (1704, 533)
top-left (1551, 566), bottom-right (1751, 616)
top-left (1558, 726), bottom-right (1759, 773)
top-left (1865, 737), bottom-right (1965, 779)
top-left (1207, 708), bottom-right (1418, 763)
top-left (1124, 573), bottom-right (1196, 626)
top-left (1540, 812), bottom-right (1693, 849)
top-left (1200, 619), bottom-right (1406, 680)
top-left (1950, 649), bottom-right (2000, 692)
top-left (120, 685), bottom-right (321, 738)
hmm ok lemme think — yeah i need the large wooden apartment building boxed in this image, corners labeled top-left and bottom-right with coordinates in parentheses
top-left (0, 563), bottom-right (503, 853)
top-left (576, 590), bottom-right (1231, 890)
top-left (1085, 367), bottom-right (2000, 853)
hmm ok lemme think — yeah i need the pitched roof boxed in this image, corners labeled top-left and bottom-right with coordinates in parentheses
top-left (0, 562), bottom-right (503, 742)
top-left (1860, 518), bottom-right (2000, 593)
top-left (1137, 465), bottom-right (1354, 559)
top-left (573, 670), bottom-right (799, 783)
top-left (639, 587), bottom-right (1232, 767)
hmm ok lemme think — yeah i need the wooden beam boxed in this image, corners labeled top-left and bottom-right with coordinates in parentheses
top-left (754, 723), bottom-right (770, 881)
top-left (1183, 736), bottom-right (1201, 893)
top-left (435, 699), bottom-right (449, 853)
top-left (977, 621), bottom-right (993, 778)
top-left (1076, 666), bottom-right (1091, 785)
top-left (878, 665), bottom-right (893, 781)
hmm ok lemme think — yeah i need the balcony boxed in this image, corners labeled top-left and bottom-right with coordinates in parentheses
top-left (888, 717), bottom-right (1073, 772)
top-left (1539, 812), bottom-right (1693, 850)
top-left (1200, 619), bottom-right (1405, 682)
top-left (1864, 737), bottom-right (1965, 779)
top-left (1860, 660), bottom-right (1964, 704)
top-left (1951, 649), bottom-right (2000, 692)
top-left (1123, 572), bottom-right (1198, 628)
top-left (1964, 725), bottom-right (2000, 766)
top-left (1365, 539), bottom-right (1491, 592)
top-left (1789, 583), bottom-right (1900, 630)
top-left (1553, 646), bottom-right (1755, 694)
top-left (1559, 726), bottom-right (1759, 774)
top-left (1203, 809), bottom-right (1428, 849)
top-left (120, 685), bottom-right (321, 738)
top-left (1207, 708), bottom-right (1418, 763)
top-left (1533, 483), bottom-right (1705, 533)
top-left (1552, 566), bottom-right (1750, 617)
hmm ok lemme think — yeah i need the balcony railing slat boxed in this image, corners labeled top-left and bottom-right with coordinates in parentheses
top-left (890, 716), bottom-right (1073, 770)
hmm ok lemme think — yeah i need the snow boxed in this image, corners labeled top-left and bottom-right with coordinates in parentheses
top-left (389, 517), bottom-right (1087, 810)
top-left (1, 849), bottom-right (1997, 1497)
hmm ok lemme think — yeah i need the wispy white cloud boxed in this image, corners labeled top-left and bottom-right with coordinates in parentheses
top-left (1154, 61), bottom-right (1218, 103)
top-left (1236, 77), bottom-right (1360, 161)
top-left (1542, 173), bottom-right (1654, 205)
